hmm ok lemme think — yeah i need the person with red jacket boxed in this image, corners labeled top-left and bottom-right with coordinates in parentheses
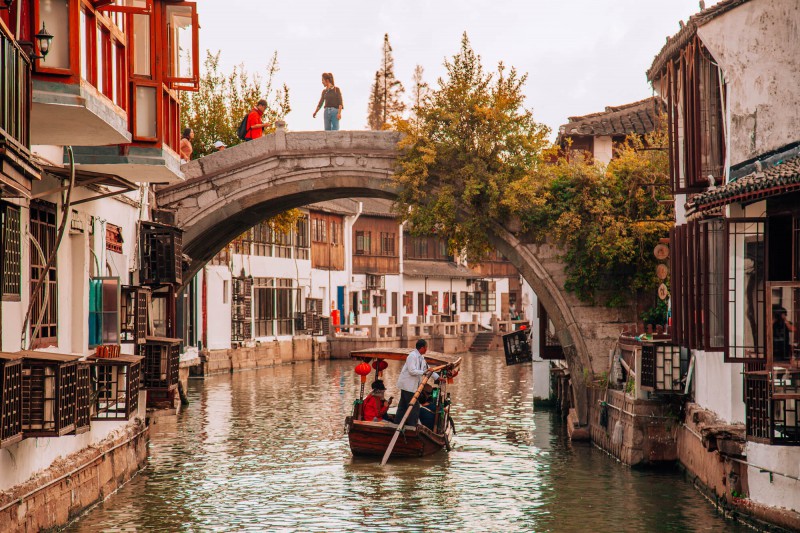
top-left (244, 99), bottom-right (271, 140)
top-left (362, 380), bottom-right (393, 422)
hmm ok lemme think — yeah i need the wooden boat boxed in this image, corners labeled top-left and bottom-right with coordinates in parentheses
top-left (345, 347), bottom-right (461, 459)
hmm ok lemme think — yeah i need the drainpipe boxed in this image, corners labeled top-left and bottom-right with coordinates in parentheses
top-left (346, 201), bottom-right (363, 324)
top-left (399, 220), bottom-right (406, 319)
top-left (15, 1), bottom-right (21, 38)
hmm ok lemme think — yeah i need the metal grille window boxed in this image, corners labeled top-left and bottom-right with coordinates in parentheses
top-left (1, 203), bottom-right (21, 299)
top-left (641, 343), bottom-right (688, 393)
top-left (29, 201), bottom-right (58, 346)
top-left (252, 278), bottom-right (300, 336)
top-left (727, 219), bottom-right (766, 363)
top-left (745, 369), bottom-right (770, 442)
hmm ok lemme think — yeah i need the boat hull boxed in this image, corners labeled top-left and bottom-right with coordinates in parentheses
top-left (346, 418), bottom-right (450, 458)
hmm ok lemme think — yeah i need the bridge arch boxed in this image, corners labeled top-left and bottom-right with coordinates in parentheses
top-left (159, 126), bottom-right (634, 423)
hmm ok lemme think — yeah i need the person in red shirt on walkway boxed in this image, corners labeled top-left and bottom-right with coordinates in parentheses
top-left (245, 99), bottom-right (271, 141)
top-left (362, 380), bottom-right (393, 422)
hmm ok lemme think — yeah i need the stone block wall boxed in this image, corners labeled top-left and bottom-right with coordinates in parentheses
top-left (588, 388), bottom-right (679, 466)
top-left (196, 337), bottom-right (326, 375)
top-left (0, 420), bottom-right (148, 532)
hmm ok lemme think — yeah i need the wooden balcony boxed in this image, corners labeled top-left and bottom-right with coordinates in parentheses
top-left (0, 26), bottom-right (40, 197)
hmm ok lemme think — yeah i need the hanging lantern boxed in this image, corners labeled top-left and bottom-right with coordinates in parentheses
top-left (355, 361), bottom-right (372, 384)
top-left (372, 359), bottom-right (388, 377)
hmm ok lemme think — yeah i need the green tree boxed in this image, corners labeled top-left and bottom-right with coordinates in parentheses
top-left (367, 33), bottom-right (406, 130)
top-left (504, 127), bottom-right (673, 306)
top-left (180, 50), bottom-right (290, 158)
top-left (393, 33), bottom-right (550, 260)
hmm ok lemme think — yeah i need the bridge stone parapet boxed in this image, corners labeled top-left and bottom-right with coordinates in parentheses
top-left (158, 125), bottom-right (635, 424)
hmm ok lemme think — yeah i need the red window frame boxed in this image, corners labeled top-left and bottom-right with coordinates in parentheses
top-left (161, 1), bottom-right (199, 91)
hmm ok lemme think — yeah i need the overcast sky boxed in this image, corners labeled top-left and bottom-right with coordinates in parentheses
top-left (196, 0), bottom-right (700, 137)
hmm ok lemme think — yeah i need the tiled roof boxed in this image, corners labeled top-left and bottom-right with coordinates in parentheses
top-left (686, 155), bottom-right (800, 213)
top-left (356, 197), bottom-right (397, 218)
top-left (307, 199), bottom-right (359, 215)
top-left (647, 0), bottom-right (752, 81)
top-left (557, 97), bottom-right (665, 144)
top-left (403, 259), bottom-right (480, 280)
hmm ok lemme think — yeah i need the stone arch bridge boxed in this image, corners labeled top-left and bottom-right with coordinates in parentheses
top-left (158, 125), bottom-right (634, 423)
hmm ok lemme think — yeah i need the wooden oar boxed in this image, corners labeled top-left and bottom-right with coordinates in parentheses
top-left (380, 363), bottom-right (447, 466)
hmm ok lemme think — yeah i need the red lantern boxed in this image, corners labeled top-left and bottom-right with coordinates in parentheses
top-left (355, 362), bottom-right (372, 384)
top-left (372, 359), bottom-right (388, 378)
top-left (520, 325), bottom-right (527, 331)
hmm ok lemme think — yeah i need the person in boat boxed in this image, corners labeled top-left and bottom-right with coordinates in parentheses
top-left (362, 380), bottom-right (393, 422)
top-left (418, 387), bottom-right (437, 431)
top-left (395, 339), bottom-right (439, 427)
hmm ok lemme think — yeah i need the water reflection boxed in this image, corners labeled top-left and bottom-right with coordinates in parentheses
top-left (67, 353), bottom-right (746, 532)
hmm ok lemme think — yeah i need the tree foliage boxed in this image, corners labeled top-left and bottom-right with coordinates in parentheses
top-left (393, 33), bottom-right (672, 307)
top-left (393, 33), bottom-right (550, 260)
top-left (367, 34), bottom-right (406, 130)
top-left (180, 50), bottom-right (291, 158)
top-left (505, 128), bottom-right (673, 306)
top-left (180, 51), bottom-right (300, 233)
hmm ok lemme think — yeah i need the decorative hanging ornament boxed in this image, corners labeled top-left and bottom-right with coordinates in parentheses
top-left (372, 359), bottom-right (388, 377)
top-left (355, 361), bottom-right (372, 384)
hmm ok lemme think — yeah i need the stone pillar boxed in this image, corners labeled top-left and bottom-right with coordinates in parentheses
top-left (370, 317), bottom-right (379, 341)
top-left (274, 120), bottom-right (287, 150)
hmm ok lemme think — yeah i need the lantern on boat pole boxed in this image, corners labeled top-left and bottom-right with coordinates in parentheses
top-left (372, 359), bottom-right (388, 378)
top-left (355, 361), bottom-right (372, 399)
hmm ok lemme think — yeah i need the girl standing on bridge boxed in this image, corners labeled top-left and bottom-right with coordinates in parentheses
top-left (313, 73), bottom-right (343, 131)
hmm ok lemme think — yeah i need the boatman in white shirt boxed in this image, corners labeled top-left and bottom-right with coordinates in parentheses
top-left (395, 339), bottom-right (439, 426)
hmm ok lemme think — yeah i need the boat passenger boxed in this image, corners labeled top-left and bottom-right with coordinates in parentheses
top-left (363, 380), bottom-right (393, 422)
top-left (395, 339), bottom-right (440, 426)
top-left (418, 391), bottom-right (437, 431)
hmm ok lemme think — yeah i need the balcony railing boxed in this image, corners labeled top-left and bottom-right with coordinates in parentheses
top-left (0, 27), bottom-right (32, 149)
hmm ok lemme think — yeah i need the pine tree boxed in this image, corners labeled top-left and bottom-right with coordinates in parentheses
top-left (367, 33), bottom-right (406, 130)
top-left (410, 64), bottom-right (430, 115)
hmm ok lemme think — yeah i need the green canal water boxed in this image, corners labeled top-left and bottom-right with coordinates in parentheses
top-left (66, 353), bottom-right (749, 532)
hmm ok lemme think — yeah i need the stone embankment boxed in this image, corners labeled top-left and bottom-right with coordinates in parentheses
top-left (0, 421), bottom-right (148, 532)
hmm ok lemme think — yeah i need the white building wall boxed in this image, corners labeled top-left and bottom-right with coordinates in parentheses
top-left (204, 265), bottom-right (232, 350)
top-left (746, 443), bottom-right (800, 511)
top-left (593, 135), bottom-right (614, 165)
top-left (692, 351), bottom-right (745, 424)
top-left (698, 0), bottom-right (800, 166)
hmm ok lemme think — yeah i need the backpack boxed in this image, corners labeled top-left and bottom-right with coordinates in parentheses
top-left (236, 113), bottom-right (250, 140)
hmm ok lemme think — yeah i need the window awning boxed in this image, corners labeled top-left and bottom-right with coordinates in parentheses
top-left (32, 165), bottom-right (138, 205)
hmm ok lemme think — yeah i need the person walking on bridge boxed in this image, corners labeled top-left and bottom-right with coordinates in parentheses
top-left (395, 339), bottom-right (439, 426)
top-left (313, 72), bottom-right (343, 131)
top-left (244, 99), bottom-right (272, 141)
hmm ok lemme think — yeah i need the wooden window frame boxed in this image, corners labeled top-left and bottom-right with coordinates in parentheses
top-left (162, 1), bottom-right (199, 91)
top-left (725, 218), bottom-right (767, 363)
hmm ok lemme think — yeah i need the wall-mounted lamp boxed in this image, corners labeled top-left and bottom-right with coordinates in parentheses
top-left (21, 22), bottom-right (54, 61)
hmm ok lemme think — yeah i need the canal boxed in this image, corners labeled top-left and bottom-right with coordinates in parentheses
top-left (67, 353), bottom-right (747, 532)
